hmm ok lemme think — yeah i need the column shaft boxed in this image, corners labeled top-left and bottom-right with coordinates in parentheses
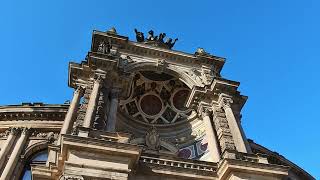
top-left (0, 129), bottom-right (17, 170)
top-left (106, 90), bottom-right (119, 132)
top-left (83, 78), bottom-right (102, 128)
top-left (1, 129), bottom-right (28, 180)
top-left (203, 113), bottom-right (220, 162)
top-left (223, 106), bottom-right (248, 153)
top-left (60, 87), bottom-right (83, 136)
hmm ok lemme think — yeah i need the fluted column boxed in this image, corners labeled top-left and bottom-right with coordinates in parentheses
top-left (106, 89), bottom-right (119, 132)
top-left (1, 128), bottom-right (29, 180)
top-left (202, 109), bottom-right (220, 162)
top-left (83, 77), bottom-right (103, 128)
top-left (0, 128), bottom-right (18, 170)
top-left (59, 87), bottom-right (84, 138)
top-left (220, 96), bottom-right (248, 153)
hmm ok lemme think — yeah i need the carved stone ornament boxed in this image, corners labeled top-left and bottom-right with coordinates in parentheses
top-left (97, 40), bottom-right (112, 54)
top-left (145, 126), bottom-right (160, 150)
top-left (221, 97), bottom-right (233, 108)
top-left (201, 107), bottom-right (212, 118)
top-left (60, 175), bottom-right (84, 180)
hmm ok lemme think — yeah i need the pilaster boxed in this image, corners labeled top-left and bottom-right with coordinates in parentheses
top-left (200, 107), bottom-right (221, 162)
top-left (218, 94), bottom-right (249, 153)
top-left (79, 76), bottom-right (104, 137)
top-left (1, 128), bottom-right (30, 180)
top-left (0, 128), bottom-right (18, 170)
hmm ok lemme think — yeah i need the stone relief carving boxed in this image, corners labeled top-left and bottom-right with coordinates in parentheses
top-left (30, 131), bottom-right (58, 143)
top-left (118, 55), bottom-right (135, 69)
top-left (145, 126), bottom-right (160, 150)
top-left (0, 127), bottom-right (18, 138)
top-left (97, 40), bottom-right (112, 54)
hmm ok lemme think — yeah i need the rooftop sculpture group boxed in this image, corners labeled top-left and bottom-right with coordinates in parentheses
top-left (134, 29), bottom-right (178, 49)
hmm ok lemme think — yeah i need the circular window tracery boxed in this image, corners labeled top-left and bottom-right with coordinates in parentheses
top-left (139, 94), bottom-right (163, 117)
top-left (119, 71), bottom-right (193, 125)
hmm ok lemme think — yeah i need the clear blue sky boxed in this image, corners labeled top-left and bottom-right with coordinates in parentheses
top-left (1, 0), bottom-right (319, 179)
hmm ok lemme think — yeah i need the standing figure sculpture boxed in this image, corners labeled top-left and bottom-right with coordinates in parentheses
top-left (165, 38), bottom-right (178, 49)
top-left (147, 30), bottom-right (158, 41)
top-left (134, 29), bottom-right (145, 42)
top-left (158, 33), bottom-right (166, 43)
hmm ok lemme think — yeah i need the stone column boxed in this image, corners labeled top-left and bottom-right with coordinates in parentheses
top-left (1, 128), bottom-right (29, 180)
top-left (82, 77), bottom-right (103, 128)
top-left (106, 89), bottom-right (119, 132)
top-left (202, 110), bottom-right (220, 162)
top-left (0, 128), bottom-right (18, 170)
top-left (220, 96), bottom-right (248, 153)
top-left (59, 87), bottom-right (84, 138)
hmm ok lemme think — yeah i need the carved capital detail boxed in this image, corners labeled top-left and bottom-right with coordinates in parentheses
top-left (94, 75), bottom-right (104, 84)
top-left (218, 94), bottom-right (234, 109)
top-left (75, 86), bottom-right (85, 95)
top-left (9, 127), bottom-right (19, 135)
top-left (201, 107), bottom-right (212, 117)
top-left (21, 127), bottom-right (31, 135)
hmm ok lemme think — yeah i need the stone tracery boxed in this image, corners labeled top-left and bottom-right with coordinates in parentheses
top-left (119, 71), bottom-right (193, 125)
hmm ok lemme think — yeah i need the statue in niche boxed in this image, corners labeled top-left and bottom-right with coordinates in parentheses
top-left (165, 38), bottom-right (178, 49)
top-left (134, 28), bottom-right (145, 42)
top-left (158, 33), bottom-right (166, 43)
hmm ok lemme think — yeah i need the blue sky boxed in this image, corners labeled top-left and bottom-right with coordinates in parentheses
top-left (1, 0), bottom-right (319, 179)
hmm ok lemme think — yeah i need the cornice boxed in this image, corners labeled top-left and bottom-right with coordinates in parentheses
top-left (0, 103), bottom-right (68, 128)
top-left (139, 154), bottom-right (217, 179)
top-left (91, 30), bottom-right (225, 72)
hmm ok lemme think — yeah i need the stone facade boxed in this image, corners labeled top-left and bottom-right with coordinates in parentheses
top-left (0, 28), bottom-right (314, 180)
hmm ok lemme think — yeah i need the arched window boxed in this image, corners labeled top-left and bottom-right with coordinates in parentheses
top-left (21, 150), bottom-right (48, 180)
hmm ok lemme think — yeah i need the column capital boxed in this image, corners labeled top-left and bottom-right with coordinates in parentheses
top-left (9, 127), bottom-right (18, 135)
top-left (202, 108), bottom-right (212, 117)
top-left (218, 94), bottom-right (233, 109)
top-left (20, 127), bottom-right (31, 135)
top-left (94, 74), bottom-right (105, 84)
top-left (197, 102), bottom-right (212, 118)
top-left (75, 86), bottom-right (85, 95)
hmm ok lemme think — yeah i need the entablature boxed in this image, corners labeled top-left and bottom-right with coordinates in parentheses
top-left (91, 30), bottom-right (225, 74)
top-left (186, 77), bottom-right (247, 112)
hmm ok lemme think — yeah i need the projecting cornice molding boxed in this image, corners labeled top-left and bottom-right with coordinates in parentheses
top-left (186, 77), bottom-right (247, 111)
top-left (91, 30), bottom-right (225, 72)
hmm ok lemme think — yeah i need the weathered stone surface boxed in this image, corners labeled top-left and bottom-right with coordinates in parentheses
top-left (0, 28), bottom-right (314, 180)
